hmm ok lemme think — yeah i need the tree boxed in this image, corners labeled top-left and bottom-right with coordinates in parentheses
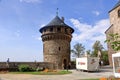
top-left (105, 33), bottom-right (120, 51)
top-left (86, 50), bottom-right (91, 55)
top-left (92, 40), bottom-right (104, 57)
top-left (71, 43), bottom-right (85, 58)
top-left (102, 50), bottom-right (109, 65)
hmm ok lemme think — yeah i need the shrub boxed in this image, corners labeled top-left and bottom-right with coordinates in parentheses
top-left (18, 64), bottom-right (32, 72)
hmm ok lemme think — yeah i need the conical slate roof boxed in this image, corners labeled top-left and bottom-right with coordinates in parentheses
top-left (39, 16), bottom-right (74, 33)
top-left (109, 0), bottom-right (120, 12)
top-left (46, 16), bottom-right (68, 27)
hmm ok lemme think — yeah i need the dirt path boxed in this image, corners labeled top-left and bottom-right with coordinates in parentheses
top-left (0, 66), bottom-right (114, 80)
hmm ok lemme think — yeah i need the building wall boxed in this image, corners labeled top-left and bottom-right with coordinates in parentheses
top-left (106, 6), bottom-right (120, 66)
top-left (41, 26), bottom-right (73, 69)
top-left (43, 39), bottom-right (70, 69)
top-left (105, 25), bottom-right (115, 66)
top-left (109, 6), bottom-right (120, 34)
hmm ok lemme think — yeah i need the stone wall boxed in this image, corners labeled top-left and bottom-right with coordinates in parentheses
top-left (0, 62), bottom-right (54, 71)
top-left (43, 39), bottom-right (70, 69)
top-left (106, 6), bottom-right (120, 67)
top-left (109, 6), bottom-right (120, 34)
top-left (105, 25), bottom-right (115, 67)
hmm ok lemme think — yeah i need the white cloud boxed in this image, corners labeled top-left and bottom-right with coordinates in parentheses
top-left (19, 0), bottom-right (42, 3)
top-left (70, 18), bottom-right (110, 50)
top-left (39, 24), bottom-right (45, 28)
top-left (92, 11), bottom-right (100, 16)
top-left (37, 36), bottom-right (41, 40)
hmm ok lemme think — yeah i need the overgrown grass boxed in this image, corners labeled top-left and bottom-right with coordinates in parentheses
top-left (10, 70), bottom-right (72, 75)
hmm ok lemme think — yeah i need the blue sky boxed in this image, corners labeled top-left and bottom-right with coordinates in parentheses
top-left (0, 0), bottom-right (118, 62)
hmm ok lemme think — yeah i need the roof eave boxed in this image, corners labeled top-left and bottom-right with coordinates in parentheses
top-left (109, 6), bottom-right (119, 13)
top-left (39, 25), bottom-right (74, 33)
top-left (105, 24), bottom-right (113, 34)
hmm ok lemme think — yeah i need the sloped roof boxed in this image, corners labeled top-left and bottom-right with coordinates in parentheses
top-left (39, 16), bottom-right (74, 33)
top-left (45, 16), bottom-right (68, 27)
top-left (109, 0), bottom-right (120, 13)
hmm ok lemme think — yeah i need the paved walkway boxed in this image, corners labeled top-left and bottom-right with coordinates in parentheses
top-left (0, 66), bottom-right (114, 80)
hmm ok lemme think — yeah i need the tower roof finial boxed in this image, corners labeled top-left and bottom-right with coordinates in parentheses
top-left (56, 8), bottom-right (59, 16)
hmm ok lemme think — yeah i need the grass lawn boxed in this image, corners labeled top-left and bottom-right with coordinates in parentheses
top-left (10, 70), bottom-right (72, 75)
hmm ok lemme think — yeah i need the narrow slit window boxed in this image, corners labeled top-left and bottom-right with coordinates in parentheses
top-left (59, 47), bottom-right (61, 51)
top-left (65, 28), bottom-right (67, 33)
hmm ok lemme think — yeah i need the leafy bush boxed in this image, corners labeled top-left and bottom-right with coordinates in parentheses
top-left (105, 33), bottom-right (120, 51)
top-left (18, 64), bottom-right (32, 72)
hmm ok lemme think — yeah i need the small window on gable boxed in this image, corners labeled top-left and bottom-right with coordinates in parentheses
top-left (118, 10), bottom-right (120, 17)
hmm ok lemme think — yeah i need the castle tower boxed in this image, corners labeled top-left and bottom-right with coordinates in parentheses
top-left (39, 15), bottom-right (74, 69)
top-left (105, 0), bottom-right (120, 66)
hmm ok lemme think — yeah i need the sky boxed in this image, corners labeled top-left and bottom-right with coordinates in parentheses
top-left (0, 0), bottom-right (119, 62)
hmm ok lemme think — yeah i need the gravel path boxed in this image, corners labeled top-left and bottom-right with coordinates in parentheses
top-left (0, 66), bottom-right (114, 80)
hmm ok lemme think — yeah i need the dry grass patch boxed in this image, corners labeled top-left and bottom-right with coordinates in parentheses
top-left (10, 70), bottom-right (72, 75)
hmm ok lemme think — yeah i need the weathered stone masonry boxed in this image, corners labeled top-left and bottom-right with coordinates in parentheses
top-left (105, 1), bottom-right (120, 66)
top-left (0, 62), bottom-right (54, 71)
top-left (39, 15), bottom-right (74, 69)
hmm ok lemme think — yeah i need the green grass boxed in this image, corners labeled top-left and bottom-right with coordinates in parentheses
top-left (10, 70), bottom-right (72, 75)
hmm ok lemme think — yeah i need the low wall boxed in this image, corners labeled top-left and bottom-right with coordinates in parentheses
top-left (0, 62), bottom-right (54, 71)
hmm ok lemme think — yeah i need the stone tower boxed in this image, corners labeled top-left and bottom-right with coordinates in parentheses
top-left (105, 0), bottom-right (120, 66)
top-left (39, 15), bottom-right (74, 69)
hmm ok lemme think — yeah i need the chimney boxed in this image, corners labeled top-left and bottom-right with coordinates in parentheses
top-left (61, 17), bottom-right (64, 22)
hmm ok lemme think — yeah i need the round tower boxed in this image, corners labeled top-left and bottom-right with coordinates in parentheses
top-left (39, 15), bottom-right (74, 69)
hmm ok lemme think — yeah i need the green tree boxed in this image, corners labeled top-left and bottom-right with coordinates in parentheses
top-left (105, 33), bottom-right (120, 51)
top-left (101, 50), bottom-right (109, 65)
top-left (71, 43), bottom-right (85, 58)
top-left (92, 40), bottom-right (104, 57)
top-left (86, 50), bottom-right (91, 55)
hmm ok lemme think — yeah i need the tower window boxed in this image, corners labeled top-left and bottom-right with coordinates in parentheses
top-left (44, 29), bottom-right (46, 32)
top-left (65, 28), bottom-right (67, 33)
top-left (59, 47), bottom-right (61, 51)
top-left (57, 27), bottom-right (61, 32)
top-left (50, 28), bottom-right (53, 32)
top-left (118, 10), bottom-right (120, 17)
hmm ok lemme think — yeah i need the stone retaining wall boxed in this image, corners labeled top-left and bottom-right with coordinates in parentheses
top-left (0, 62), bottom-right (54, 71)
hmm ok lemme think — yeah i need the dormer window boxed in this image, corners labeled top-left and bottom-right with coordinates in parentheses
top-left (118, 10), bottom-right (120, 17)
